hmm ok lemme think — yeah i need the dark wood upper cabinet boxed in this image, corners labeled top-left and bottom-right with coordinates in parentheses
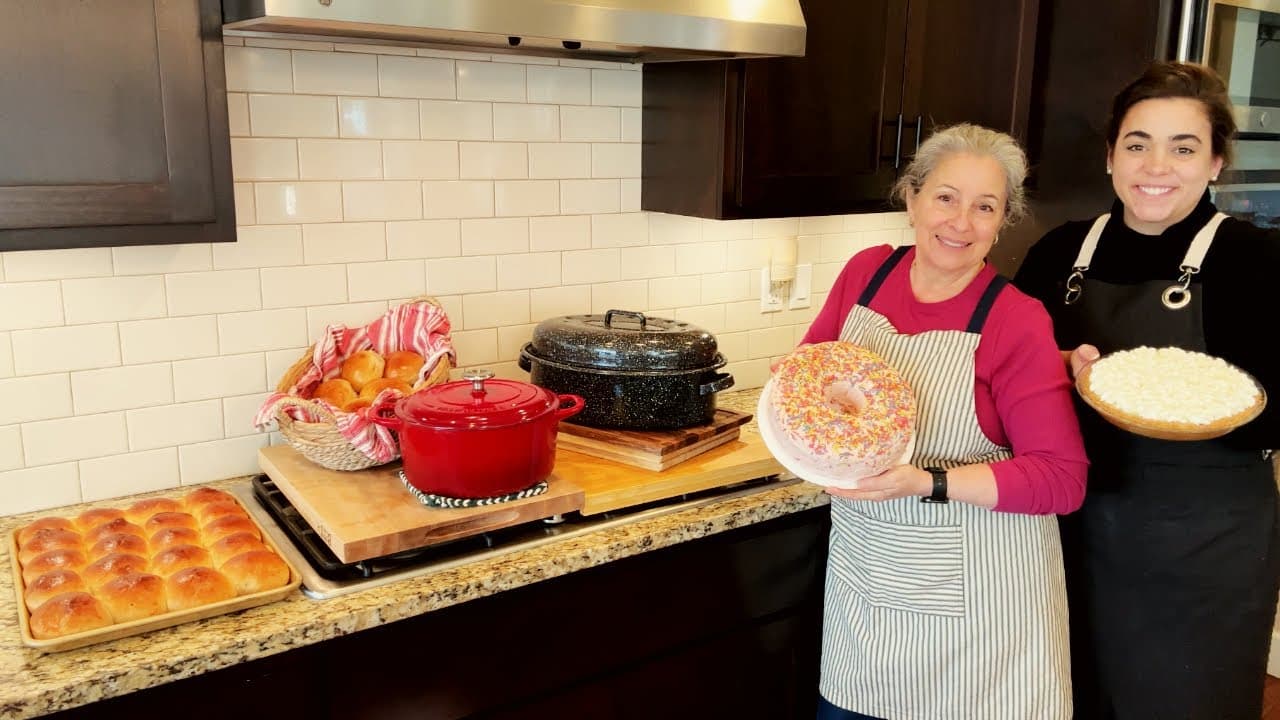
top-left (643, 0), bottom-right (1040, 220)
top-left (0, 0), bottom-right (235, 251)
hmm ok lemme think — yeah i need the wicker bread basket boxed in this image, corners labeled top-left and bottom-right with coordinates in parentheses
top-left (266, 297), bottom-right (454, 471)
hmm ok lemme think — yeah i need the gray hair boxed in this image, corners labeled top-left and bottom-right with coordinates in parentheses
top-left (891, 123), bottom-right (1028, 228)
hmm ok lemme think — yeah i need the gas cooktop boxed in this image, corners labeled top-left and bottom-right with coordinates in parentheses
top-left (232, 472), bottom-right (795, 600)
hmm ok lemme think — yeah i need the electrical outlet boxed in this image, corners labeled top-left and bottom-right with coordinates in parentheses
top-left (788, 264), bottom-right (812, 309)
top-left (760, 267), bottom-right (784, 313)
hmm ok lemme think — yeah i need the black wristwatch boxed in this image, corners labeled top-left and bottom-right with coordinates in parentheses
top-left (921, 467), bottom-right (949, 504)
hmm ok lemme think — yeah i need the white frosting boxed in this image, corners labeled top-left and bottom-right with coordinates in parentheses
top-left (1087, 346), bottom-right (1260, 425)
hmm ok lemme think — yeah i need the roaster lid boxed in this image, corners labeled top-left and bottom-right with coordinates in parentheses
top-left (528, 310), bottom-right (720, 371)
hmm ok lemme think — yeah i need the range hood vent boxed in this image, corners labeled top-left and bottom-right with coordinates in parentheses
top-left (222, 0), bottom-right (807, 63)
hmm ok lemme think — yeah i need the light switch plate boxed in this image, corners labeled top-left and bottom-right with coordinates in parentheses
top-left (788, 264), bottom-right (812, 309)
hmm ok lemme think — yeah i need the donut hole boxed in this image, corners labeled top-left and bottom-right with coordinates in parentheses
top-left (823, 380), bottom-right (869, 415)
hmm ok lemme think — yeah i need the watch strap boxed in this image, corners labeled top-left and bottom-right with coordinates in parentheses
top-left (921, 467), bottom-right (949, 504)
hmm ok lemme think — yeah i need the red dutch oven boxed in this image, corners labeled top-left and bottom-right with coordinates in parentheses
top-left (371, 369), bottom-right (583, 498)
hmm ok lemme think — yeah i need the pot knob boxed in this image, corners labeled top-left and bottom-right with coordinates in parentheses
top-left (462, 368), bottom-right (495, 394)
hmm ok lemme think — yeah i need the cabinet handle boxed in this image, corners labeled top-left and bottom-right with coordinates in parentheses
top-left (893, 114), bottom-right (904, 169)
top-left (914, 115), bottom-right (923, 156)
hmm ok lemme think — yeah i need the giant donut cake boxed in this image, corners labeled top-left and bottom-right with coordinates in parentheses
top-left (771, 341), bottom-right (916, 478)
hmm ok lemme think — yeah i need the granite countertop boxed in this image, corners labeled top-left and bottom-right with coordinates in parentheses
top-left (0, 389), bottom-right (829, 719)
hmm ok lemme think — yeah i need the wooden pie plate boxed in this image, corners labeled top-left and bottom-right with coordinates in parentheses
top-left (1075, 356), bottom-right (1267, 442)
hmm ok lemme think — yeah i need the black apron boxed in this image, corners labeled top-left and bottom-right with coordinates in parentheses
top-left (1055, 214), bottom-right (1280, 720)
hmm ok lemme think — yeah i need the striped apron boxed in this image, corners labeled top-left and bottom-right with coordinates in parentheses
top-left (818, 247), bottom-right (1072, 719)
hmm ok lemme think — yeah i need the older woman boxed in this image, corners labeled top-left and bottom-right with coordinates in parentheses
top-left (795, 124), bottom-right (1088, 719)
top-left (1014, 61), bottom-right (1280, 719)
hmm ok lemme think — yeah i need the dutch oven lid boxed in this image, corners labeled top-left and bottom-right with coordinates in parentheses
top-left (397, 370), bottom-right (555, 428)
top-left (529, 309), bottom-right (719, 371)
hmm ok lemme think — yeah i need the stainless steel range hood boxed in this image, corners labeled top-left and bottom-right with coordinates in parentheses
top-left (222, 0), bottom-right (807, 63)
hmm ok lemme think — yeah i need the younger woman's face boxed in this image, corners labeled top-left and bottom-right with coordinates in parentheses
top-left (1108, 97), bottom-right (1224, 235)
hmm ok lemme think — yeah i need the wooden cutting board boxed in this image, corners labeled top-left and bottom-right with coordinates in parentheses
top-left (258, 445), bottom-right (585, 563)
top-left (556, 409), bottom-right (753, 471)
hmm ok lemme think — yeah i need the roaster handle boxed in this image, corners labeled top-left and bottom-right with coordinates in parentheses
top-left (700, 373), bottom-right (735, 395)
top-left (603, 309), bottom-right (646, 329)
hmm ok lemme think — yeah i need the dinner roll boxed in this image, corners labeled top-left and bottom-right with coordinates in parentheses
top-left (181, 487), bottom-right (235, 510)
top-left (312, 378), bottom-right (357, 410)
top-left (28, 592), bottom-right (113, 639)
top-left (84, 518), bottom-right (145, 546)
top-left (25, 570), bottom-right (87, 612)
top-left (97, 572), bottom-right (167, 623)
top-left (149, 527), bottom-right (201, 550)
top-left (189, 500), bottom-right (247, 525)
top-left (383, 350), bottom-right (425, 385)
top-left (358, 377), bottom-right (413, 402)
top-left (340, 350), bottom-right (385, 392)
top-left (165, 567), bottom-right (235, 611)
top-left (74, 507), bottom-right (125, 533)
top-left (124, 497), bottom-right (184, 525)
top-left (341, 397), bottom-right (374, 413)
top-left (82, 552), bottom-right (151, 589)
top-left (150, 544), bottom-right (213, 577)
top-left (202, 515), bottom-right (261, 544)
top-left (220, 550), bottom-right (290, 595)
top-left (87, 533), bottom-right (149, 562)
top-left (208, 532), bottom-right (269, 568)
top-left (17, 517), bottom-right (77, 546)
top-left (22, 549), bottom-right (88, 584)
top-left (143, 511), bottom-right (198, 536)
top-left (18, 529), bottom-right (84, 566)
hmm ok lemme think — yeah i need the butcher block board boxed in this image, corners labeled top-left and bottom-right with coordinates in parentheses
top-left (556, 409), bottom-right (753, 471)
top-left (559, 430), bottom-right (783, 516)
top-left (258, 445), bottom-right (585, 563)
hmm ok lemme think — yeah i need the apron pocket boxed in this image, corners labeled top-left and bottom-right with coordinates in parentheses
top-left (828, 510), bottom-right (966, 617)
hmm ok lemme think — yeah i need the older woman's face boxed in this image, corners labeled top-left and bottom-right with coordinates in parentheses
top-left (905, 152), bottom-right (1007, 276)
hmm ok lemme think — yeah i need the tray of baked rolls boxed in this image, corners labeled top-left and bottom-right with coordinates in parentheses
top-left (8, 487), bottom-right (301, 652)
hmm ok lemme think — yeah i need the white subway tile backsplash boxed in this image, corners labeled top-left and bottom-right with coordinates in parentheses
top-left (495, 180), bottom-right (559, 217)
top-left (254, 182), bottom-right (344, 224)
top-left (562, 248), bottom-right (620, 285)
top-left (620, 178), bottom-right (641, 212)
top-left (748, 326), bottom-right (795, 359)
top-left (126, 401), bottom-right (223, 452)
top-left (647, 277), bottom-right (702, 311)
top-left (530, 216), bottom-right (590, 251)
top-left (249, 94), bottom-right (338, 137)
top-left (337, 43), bottom-right (415, 56)
top-left (2, 247), bottom-right (112, 282)
top-left (591, 69), bottom-right (642, 107)
top-left (178, 435), bottom-right (268, 486)
top-left (460, 142), bottom-right (529, 179)
top-left (166, 269), bottom-right (261, 316)
top-left (305, 302), bottom-right (389, 342)
top-left (800, 215), bottom-right (845, 235)
top-left (387, 219), bottom-right (461, 259)
top-left (700, 218), bottom-right (753, 242)
top-left (650, 213), bottom-right (707, 246)
top-left (173, 354), bottom-right (266, 403)
top-left (224, 46), bottom-right (292, 93)
top-left (119, 316), bottom-right (219, 365)
top-left (725, 238), bottom-right (769, 272)
top-left (0, 464), bottom-right (81, 515)
top-left (79, 448), bottom-right (180, 502)
top-left (753, 218), bottom-right (800, 239)
top-left (675, 242), bottom-right (727, 275)
top-left (292, 50), bottom-right (378, 96)
top-left (724, 300), bottom-right (773, 332)
top-left (461, 218), bottom-right (528, 256)
top-left (260, 265), bottom-right (349, 309)
top-left (383, 141), bottom-right (459, 179)
top-left (218, 308), bottom-right (308, 354)
top-left (348, 260), bottom-right (428, 302)
top-left (231, 138), bottom-right (299, 180)
top-left (497, 323), bottom-right (537, 362)
top-left (0, 334), bottom-right (11, 377)
top-left (424, 181), bottom-right (494, 218)
top-left (526, 66), bottom-right (591, 105)
top-left (561, 106), bottom-right (620, 142)
top-left (62, 276), bottom-right (166, 324)
top-left (112, 244), bottom-right (213, 276)
top-left (0, 426), bottom-right (20, 472)
top-left (339, 97), bottom-right (419, 139)
top-left (378, 55), bottom-right (455, 99)
top-left (673, 305), bottom-right (726, 335)
top-left (426, 256), bottom-right (496, 295)
top-left (716, 331), bottom-right (750, 363)
top-left (456, 61), bottom-right (526, 102)
top-left (12, 325), bottom-right (120, 375)
top-left (23, 412), bottom-right (127, 466)
top-left (461, 291), bottom-right (530, 329)
top-left (234, 183), bottom-right (256, 225)
top-left (449, 328), bottom-right (499, 366)
top-left (497, 252), bottom-right (562, 290)
top-left (701, 271), bottom-right (751, 304)
top-left (590, 280), bottom-right (647, 313)
top-left (846, 212), bottom-right (910, 231)
top-left (418, 48), bottom-right (492, 62)
top-left (298, 139), bottom-right (382, 179)
top-left (560, 59), bottom-right (628, 70)
top-left (620, 245), bottom-right (675, 280)
top-left (725, 358), bottom-right (770, 392)
top-left (223, 392), bottom-right (272, 438)
top-left (493, 104), bottom-right (559, 141)
top-left (419, 100), bottom-right (493, 140)
top-left (528, 143), bottom-right (590, 179)
top-left (591, 213), bottom-right (648, 248)
top-left (71, 363), bottom-right (173, 415)
top-left (302, 222), bottom-right (387, 264)
top-left (560, 179), bottom-right (618, 215)
top-left (621, 108), bottom-right (641, 143)
top-left (227, 93), bottom-right (250, 136)
top-left (214, 225), bottom-right (303, 269)
top-left (591, 143), bottom-right (640, 178)
top-left (0, 375), bottom-right (72, 425)
top-left (342, 180), bottom-right (423, 221)
top-left (0, 283), bottom-right (63, 331)
top-left (529, 286), bottom-right (590, 320)
top-left (266, 347), bottom-right (310, 391)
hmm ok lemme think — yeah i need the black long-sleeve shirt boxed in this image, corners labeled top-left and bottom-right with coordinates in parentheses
top-left (1013, 193), bottom-right (1279, 451)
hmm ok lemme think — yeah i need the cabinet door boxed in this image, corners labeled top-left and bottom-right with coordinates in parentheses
top-left (733, 0), bottom-right (910, 218)
top-left (0, 0), bottom-right (234, 251)
top-left (899, 0), bottom-right (1040, 155)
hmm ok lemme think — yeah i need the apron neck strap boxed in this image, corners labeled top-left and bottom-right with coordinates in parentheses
top-left (1182, 212), bottom-right (1229, 272)
top-left (857, 245), bottom-right (911, 306)
top-left (966, 275), bottom-right (1009, 334)
top-left (1071, 214), bottom-right (1111, 270)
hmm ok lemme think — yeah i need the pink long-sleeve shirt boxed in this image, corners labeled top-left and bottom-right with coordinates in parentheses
top-left (801, 245), bottom-right (1088, 515)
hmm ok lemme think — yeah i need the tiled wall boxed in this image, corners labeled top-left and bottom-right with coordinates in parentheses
top-left (0, 37), bottom-right (911, 516)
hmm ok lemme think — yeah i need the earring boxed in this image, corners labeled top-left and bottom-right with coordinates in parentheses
top-left (994, 234), bottom-right (1001, 245)
top-left (907, 215), bottom-right (914, 227)
top-left (1106, 167), bottom-right (1112, 175)
top-left (1211, 175), bottom-right (1218, 181)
